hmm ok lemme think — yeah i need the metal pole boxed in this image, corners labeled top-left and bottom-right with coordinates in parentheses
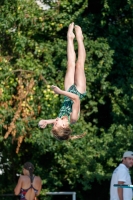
top-left (0, 192), bottom-right (77, 199)
top-left (72, 192), bottom-right (76, 200)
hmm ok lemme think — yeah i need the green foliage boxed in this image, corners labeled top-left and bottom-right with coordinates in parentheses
top-left (0, 0), bottom-right (133, 200)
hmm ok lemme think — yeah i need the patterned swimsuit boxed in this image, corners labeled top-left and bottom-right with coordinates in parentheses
top-left (58, 84), bottom-right (86, 122)
top-left (20, 176), bottom-right (38, 200)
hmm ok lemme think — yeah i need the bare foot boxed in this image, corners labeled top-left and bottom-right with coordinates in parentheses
top-left (75, 25), bottom-right (84, 41)
top-left (67, 22), bottom-right (75, 40)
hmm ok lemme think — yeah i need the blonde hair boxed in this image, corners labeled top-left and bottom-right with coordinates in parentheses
top-left (70, 132), bottom-right (86, 140)
top-left (52, 126), bottom-right (86, 141)
top-left (52, 126), bottom-right (72, 141)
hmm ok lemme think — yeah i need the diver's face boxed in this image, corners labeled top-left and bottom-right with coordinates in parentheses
top-left (53, 117), bottom-right (68, 129)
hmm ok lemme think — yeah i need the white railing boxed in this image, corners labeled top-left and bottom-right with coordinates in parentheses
top-left (47, 192), bottom-right (76, 200)
top-left (0, 192), bottom-right (76, 200)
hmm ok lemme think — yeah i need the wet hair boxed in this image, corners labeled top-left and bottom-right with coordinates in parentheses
top-left (52, 126), bottom-right (86, 141)
top-left (52, 126), bottom-right (71, 141)
top-left (23, 162), bottom-right (34, 182)
top-left (70, 132), bottom-right (86, 140)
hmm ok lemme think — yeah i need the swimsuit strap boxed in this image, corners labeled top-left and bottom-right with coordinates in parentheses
top-left (20, 176), bottom-right (38, 200)
top-left (68, 115), bottom-right (71, 124)
top-left (21, 176), bottom-right (38, 192)
top-left (30, 176), bottom-right (38, 193)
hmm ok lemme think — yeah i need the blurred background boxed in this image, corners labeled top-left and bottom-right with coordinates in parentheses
top-left (0, 0), bottom-right (133, 199)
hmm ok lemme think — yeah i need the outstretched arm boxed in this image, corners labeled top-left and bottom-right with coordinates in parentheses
top-left (38, 119), bottom-right (56, 128)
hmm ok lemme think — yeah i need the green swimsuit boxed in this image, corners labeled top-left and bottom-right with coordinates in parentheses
top-left (58, 85), bottom-right (86, 123)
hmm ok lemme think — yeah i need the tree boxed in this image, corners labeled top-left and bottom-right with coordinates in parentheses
top-left (0, 0), bottom-right (133, 199)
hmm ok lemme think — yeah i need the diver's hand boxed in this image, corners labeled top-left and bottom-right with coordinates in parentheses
top-left (51, 85), bottom-right (62, 94)
top-left (38, 120), bottom-right (48, 129)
